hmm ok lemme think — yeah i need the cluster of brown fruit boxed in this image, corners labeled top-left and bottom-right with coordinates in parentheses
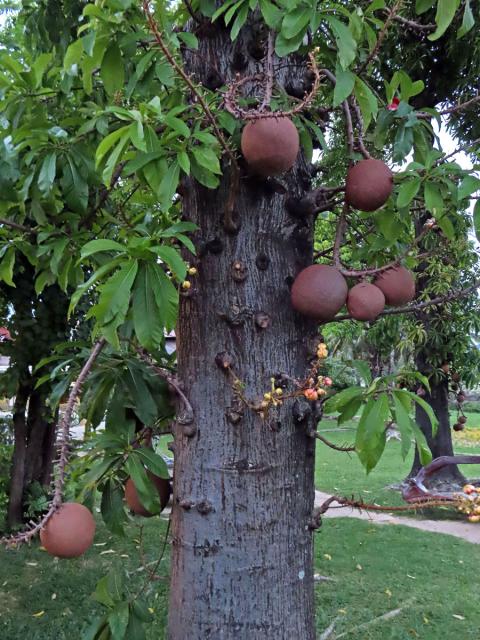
top-left (458, 484), bottom-right (480, 523)
top-left (40, 473), bottom-right (171, 559)
top-left (290, 263), bottom-right (415, 322)
top-left (444, 369), bottom-right (467, 431)
top-left (241, 118), bottom-right (412, 322)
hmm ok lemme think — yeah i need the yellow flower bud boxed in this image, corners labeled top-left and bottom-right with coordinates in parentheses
top-left (182, 281), bottom-right (191, 290)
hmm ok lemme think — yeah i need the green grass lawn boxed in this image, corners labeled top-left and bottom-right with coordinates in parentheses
top-left (1, 419), bottom-right (479, 638)
top-left (1, 515), bottom-right (479, 639)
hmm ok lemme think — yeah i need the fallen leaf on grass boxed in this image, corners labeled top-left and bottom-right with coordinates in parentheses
top-left (323, 554), bottom-right (332, 560)
top-left (452, 615), bottom-right (465, 620)
top-left (32, 611), bottom-right (45, 618)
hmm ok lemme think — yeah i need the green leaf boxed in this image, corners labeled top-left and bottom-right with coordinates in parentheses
top-left (428, 0), bottom-right (461, 41)
top-left (96, 126), bottom-right (131, 167)
top-left (108, 602), bottom-right (130, 640)
top-left (259, 0), bottom-right (282, 28)
top-left (274, 30), bottom-right (305, 57)
top-left (435, 214), bottom-right (455, 240)
top-left (101, 479), bottom-right (127, 537)
top-left (457, 0), bottom-right (474, 38)
top-left (135, 447), bottom-right (170, 479)
top-left (411, 420), bottom-right (432, 465)
top-left (125, 453), bottom-right (160, 514)
top-left (392, 392), bottom-right (413, 459)
top-left (337, 396), bottom-right (363, 425)
top-left (333, 68), bottom-right (356, 107)
top-left (150, 245), bottom-right (187, 281)
top-left (94, 260), bottom-right (138, 328)
top-left (192, 147), bottom-right (221, 175)
top-left (282, 8), bottom-right (310, 39)
top-left (158, 162), bottom-right (181, 210)
top-left (101, 43), bottom-right (125, 95)
top-left (68, 258), bottom-right (124, 317)
top-left (230, 3), bottom-right (248, 40)
top-left (177, 151), bottom-right (190, 175)
top-left (125, 610), bottom-right (146, 640)
top-left (350, 360), bottom-right (372, 385)
top-left (124, 362), bottom-right (159, 426)
top-left (397, 389), bottom-right (438, 435)
top-left (473, 200), bottom-right (480, 242)
top-left (147, 263), bottom-right (178, 330)
top-left (354, 78), bottom-right (378, 130)
top-left (0, 247), bottom-right (16, 287)
top-left (325, 16), bottom-right (357, 69)
top-left (355, 393), bottom-right (389, 472)
top-left (458, 175), bottom-right (480, 201)
top-left (397, 177), bottom-right (421, 208)
top-left (81, 239), bottom-right (126, 259)
top-left (177, 32), bottom-right (199, 49)
top-left (164, 114), bottom-right (190, 138)
top-left (323, 386), bottom-right (364, 414)
top-left (423, 181), bottom-right (444, 216)
top-left (38, 152), bottom-right (57, 195)
top-left (132, 264), bottom-right (165, 350)
top-left (93, 576), bottom-right (116, 608)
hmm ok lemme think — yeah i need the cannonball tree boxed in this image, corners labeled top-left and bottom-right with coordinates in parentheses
top-left (0, 1), bottom-right (479, 638)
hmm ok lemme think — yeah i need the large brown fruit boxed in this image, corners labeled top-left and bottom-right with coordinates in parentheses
top-left (125, 474), bottom-right (171, 517)
top-left (40, 502), bottom-right (95, 558)
top-left (241, 117), bottom-right (299, 176)
top-left (373, 266), bottom-right (415, 306)
top-left (345, 159), bottom-right (393, 211)
top-left (291, 264), bottom-right (348, 321)
top-left (347, 283), bottom-right (385, 321)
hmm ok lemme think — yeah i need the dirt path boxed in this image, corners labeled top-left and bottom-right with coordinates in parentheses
top-left (315, 490), bottom-right (480, 544)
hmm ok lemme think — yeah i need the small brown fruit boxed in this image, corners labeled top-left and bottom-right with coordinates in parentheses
top-left (346, 283), bottom-right (385, 321)
top-left (457, 393), bottom-right (465, 404)
top-left (40, 502), bottom-right (95, 558)
top-left (453, 422), bottom-right (464, 432)
top-left (458, 416), bottom-right (467, 424)
top-left (345, 159), bottom-right (393, 212)
top-left (125, 474), bottom-right (171, 517)
top-left (373, 266), bottom-right (415, 307)
top-left (291, 264), bottom-right (348, 321)
top-left (241, 117), bottom-right (299, 176)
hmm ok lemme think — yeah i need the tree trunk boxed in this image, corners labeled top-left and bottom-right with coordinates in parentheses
top-left (7, 375), bottom-right (30, 528)
top-left (408, 215), bottom-right (463, 485)
top-left (409, 352), bottom-right (464, 486)
top-left (168, 21), bottom-right (318, 639)
top-left (24, 389), bottom-right (56, 487)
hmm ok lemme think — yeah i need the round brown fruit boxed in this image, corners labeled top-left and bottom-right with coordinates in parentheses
top-left (40, 502), bottom-right (95, 559)
top-left (373, 266), bottom-right (415, 307)
top-left (346, 283), bottom-right (385, 321)
top-left (453, 422), bottom-right (464, 431)
top-left (457, 393), bottom-right (466, 403)
top-left (241, 117), bottom-right (299, 176)
top-left (125, 474), bottom-right (171, 517)
top-left (459, 416), bottom-right (467, 424)
top-left (345, 159), bottom-right (393, 212)
top-left (291, 264), bottom-right (348, 321)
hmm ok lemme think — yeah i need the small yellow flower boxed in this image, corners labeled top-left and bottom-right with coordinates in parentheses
top-left (263, 392), bottom-right (272, 400)
top-left (188, 267), bottom-right (197, 276)
top-left (181, 281), bottom-right (191, 290)
top-left (275, 388), bottom-right (283, 396)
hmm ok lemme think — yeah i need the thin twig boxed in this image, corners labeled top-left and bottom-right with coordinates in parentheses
top-left (314, 432), bottom-right (355, 452)
top-left (0, 218), bottom-right (33, 233)
top-left (1, 339), bottom-right (106, 547)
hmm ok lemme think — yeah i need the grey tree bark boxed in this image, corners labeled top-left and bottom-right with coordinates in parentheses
top-left (168, 19), bottom-right (319, 640)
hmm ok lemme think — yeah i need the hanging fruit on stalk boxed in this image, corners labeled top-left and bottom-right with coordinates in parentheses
top-left (291, 264), bottom-right (348, 321)
top-left (345, 159), bottom-right (393, 212)
top-left (346, 282), bottom-right (385, 321)
top-left (124, 474), bottom-right (171, 517)
top-left (241, 116), bottom-right (299, 176)
top-left (40, 503), bottom-right (96, 558)
top-left (373, 266), bottom-right (416, 306)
